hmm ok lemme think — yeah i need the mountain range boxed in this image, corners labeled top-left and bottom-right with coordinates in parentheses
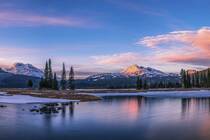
top-left (85, 64), bottom-right (178, 80)
top-left (0, 66), bottom-right (40, 88)
top-left (77, 64), bottom-right (180, 88)
top-left (0, 63), bottom-right (180, 88)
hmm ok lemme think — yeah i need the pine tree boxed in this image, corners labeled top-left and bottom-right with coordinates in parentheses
top-left (143, 80), bottom-right (147, 89)
top-left (52, 73), bottom-right (58, 90)
top-left (192, 74), bottom-right (195, 88)
top-left (180, 69), bottom-right (187, 88)
top-left (48, 59), bottom-right (53, 88)
top-left (195, 72), bottom-right (200, 87)
top-left (39, 77), bottom-right (44, 89)
top-left (136, 76), bottom-right (142, 90)
top-left (44, 61), bottom-right (49, 88)
top-left (60, 63), bottom-right (67, 90)
top-left (136, 77), bottom-right (140, 90)
top-left (204, 71), bottom-right (208, 88)
top-left (139, 77), bottom-right (142, 89)
top-left (207, 68), bottom-right (210, 87)
top-left (184, 70), bottom-right (187, 88)
top-left (180, 69), bottom-right (185, 87)
top-left (27, 80), bottom-right (33, 88)
top-left (159, 81), bottom-right (163, 88)
top-left (186, 72), bottom-right (191, 88)
top-left (39, 59), bottom-right (57, 89)
top-left (68, 66), bottom-right (75, 91)
top-left (200, 72), bottom-right (205, 87)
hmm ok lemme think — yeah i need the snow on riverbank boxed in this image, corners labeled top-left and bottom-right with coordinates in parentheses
top-left (92, 90), bottom-right (210, 98)
top-left (0, 92), bottom-right (8, 96)
top-left (0, 92), bottom-right (79, 104)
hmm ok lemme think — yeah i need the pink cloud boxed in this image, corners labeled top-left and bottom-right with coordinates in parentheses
top-left (158, 53), bottom-right (210, 66)
top-left (138, 27), bottom-right (210, 51)
top-left (0, 11), bottom-right (92, 27)
top-left (91, 52), bottom-right (184, 73)
top-left (137, 27), bottom-right (210, 66)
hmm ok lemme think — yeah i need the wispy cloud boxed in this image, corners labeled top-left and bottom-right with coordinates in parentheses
top-left (0, 46), bottom-right (46, 67)
top-left (105, 0), bottom-right (188, 30)
top-left (0, 46), bottom-right (107, 72)
top-left (92, 52), bottom-right (142, 65)
top-left (0, 45), bottom-right (193, 73)
top-left (91, 52), bottom-right (187, 73)
top-left (0, 10), bottom-right (93, 27)
top-left (158, 52), bottom-right (210, 66)
top-left (138, 27), bottom-right (210, 49)
top-left (137, 27), bottom-right (210, 66)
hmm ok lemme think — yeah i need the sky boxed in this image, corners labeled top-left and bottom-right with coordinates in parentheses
top-left (0, 0), bottom-right (210, 73)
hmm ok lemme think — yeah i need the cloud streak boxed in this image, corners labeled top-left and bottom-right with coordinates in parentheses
top-left (0, 46), bottom-right (106, 73)
top-left (92, 52), bottom-right (142, 65)
top-left (0, 10), bottom-right (92, 27)
top-left (138, 27), bottom-right (210, 50)
top-left (91, 52), bottom-right (186, 73)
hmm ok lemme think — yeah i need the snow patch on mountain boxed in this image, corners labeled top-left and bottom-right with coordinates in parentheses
top-left (122, 64), bottom-right (169, 77)
top-left (5, 63), bottom-right (43, 78)
top-left (0, 68), bottom-right (7, 73)
top-left (87, 73), bottom-right (126, 82)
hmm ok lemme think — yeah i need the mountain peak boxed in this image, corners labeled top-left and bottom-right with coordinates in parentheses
top-left (6, 62), bottom-right (43, 78)
top-left (13, 63), bottom-right (33, 68)
top-left (129, 64), bottom-right (139, 68)
top-left (122, 64), bottom-right (144, 76)
top-left (13, 62), bottom-right (24, 66)
top-left (122, 64), bottom-right (169, 77)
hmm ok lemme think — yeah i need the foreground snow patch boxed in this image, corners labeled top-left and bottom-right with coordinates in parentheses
top-left (0, 92), bottom-right (78, 104)
top-left (0, 92), bottom-right (7, 96)
top-left (92, 90), bottom-right (210, 98)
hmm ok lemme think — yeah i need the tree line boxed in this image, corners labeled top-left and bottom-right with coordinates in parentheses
top-left (39, 59), bottom-right (75, 91)
top-left (136, 76), bottom-right (181, 90)
top-left (180, 69), bottom-right (210, 88)
top-left (136, 67), bottom-right (210, 90)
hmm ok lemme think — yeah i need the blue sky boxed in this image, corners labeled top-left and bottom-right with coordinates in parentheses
top-left (0, 0), bottom-right (210, 73)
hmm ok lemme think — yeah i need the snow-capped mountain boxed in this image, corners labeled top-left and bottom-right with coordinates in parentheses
top-left (122, 64), bottom-right (169, 77)
top-left (0, 68), bottom-right (7, 73)
top-left (78, 64), bottom-right (180, 88)
top-left (85, 64), bottom-right (178, 82)
top-left (86, 73), bottom-right (126, 82)
top-left (5, 63), bottom-right (43, 78)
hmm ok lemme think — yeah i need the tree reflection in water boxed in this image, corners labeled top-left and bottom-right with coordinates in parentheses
top-left (181, 98), bottom-right (210, 118)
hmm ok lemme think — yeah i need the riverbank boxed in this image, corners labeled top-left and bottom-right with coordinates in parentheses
top-left (0, 88), bottom-right (209, 102)
top-left (0, 89), bottom-right (101, 102)
top-left (91, 90), bottom-right (210, 98)
top-left (77, 88), bottom-right (210, 94)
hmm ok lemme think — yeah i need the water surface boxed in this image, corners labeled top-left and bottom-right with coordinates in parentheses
top-left (1, 94), bottom-right (210, 140)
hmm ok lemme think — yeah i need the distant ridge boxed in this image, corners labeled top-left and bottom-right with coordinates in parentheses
top-left (0, 68), bottom-right (7, 73)
top-left (86, 64), bottom-right (178, 82)
top-left (0, 66), bottom-right (40, 88)
top-left (5, 63), bottom-right (43, 78)
top-left (77, 64), bottom-right (180, 89)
